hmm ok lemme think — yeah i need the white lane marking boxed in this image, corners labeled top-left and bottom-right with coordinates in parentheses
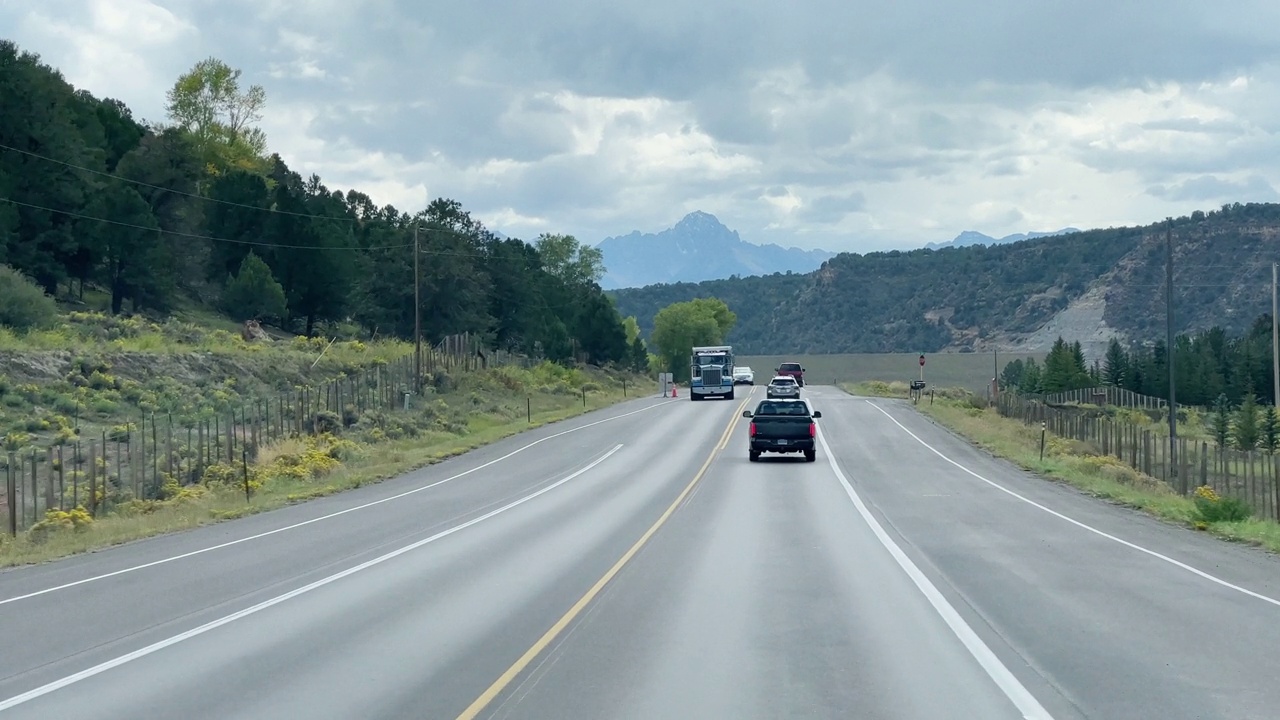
top-left (0, 444), bottom-right (625, 713)
top-left (865, 400), bottom-right (1280, 609)
top-left (816, 428), bottom-right (1054, 720)
top-left (0, 400), bottom-right (668, 606)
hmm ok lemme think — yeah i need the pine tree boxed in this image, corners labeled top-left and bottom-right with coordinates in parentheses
top-left (1233, 394), bottom-right (1261, 450)
top-left (221, 251), bottom-right (287, 323)
top-left (1262, 405), bottom-right (1279, 454)
top-left (1103, 338), bottom-right (1128, 386)
top-left (1210, 393), bottom-right (1232, 448)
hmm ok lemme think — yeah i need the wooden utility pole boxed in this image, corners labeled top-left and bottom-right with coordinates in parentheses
top-left (1273, 262), bottom-right (1278, 407)
top-left (414, 225), bottom-right (422, 394)
top-left (1165, 218), bottom-right (1178, 481)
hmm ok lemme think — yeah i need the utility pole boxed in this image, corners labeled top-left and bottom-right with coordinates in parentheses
top-left (1165, 217), bottom-right (1178, 482)
top-left (1273, 262), bottom-right (1278, 408)
top-left (414, 225), bottom-right (422, 394)
top-left (993, 347), bottom-right (999, 404)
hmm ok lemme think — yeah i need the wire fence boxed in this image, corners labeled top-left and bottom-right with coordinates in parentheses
top-left (1028, 386), bottom-right (1171, 411)
top-left (1, 331), bottom-right (625, 535)
top-left (997, 393), bottom-right (1279, 521)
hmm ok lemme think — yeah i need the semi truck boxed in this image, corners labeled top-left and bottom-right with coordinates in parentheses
top-left (690, 345), bottom-right (735, 401)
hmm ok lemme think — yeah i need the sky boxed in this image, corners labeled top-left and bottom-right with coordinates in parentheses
top-left (6, 0), bottom-right (1280, 252)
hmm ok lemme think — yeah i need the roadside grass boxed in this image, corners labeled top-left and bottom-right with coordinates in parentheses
top-left (839, 383), bottom-right (1280, 555)
top-left (0, 366), bottom-right (656, 567)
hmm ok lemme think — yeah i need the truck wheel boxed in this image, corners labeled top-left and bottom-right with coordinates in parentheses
top-left (804, 449), bottom-right (816, 462)
top-left (727, 389), bottom-right (735, 401)
top-left (749, 450), bottom-right (760, 462)
top-left (690, 393), bottom-right (700, 401)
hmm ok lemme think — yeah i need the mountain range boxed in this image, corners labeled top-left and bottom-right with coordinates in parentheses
top-left (608, 203), bottom-right (1280, 358)
top-left (596, 212), bottom-right (835, 289)
top-left (595, 212), bottom-right (1081, 289)
top-left (924, 228), bottom-right (1081, 250)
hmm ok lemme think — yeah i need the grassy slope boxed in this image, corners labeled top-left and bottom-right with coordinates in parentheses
top-left (840, 382), bottom-right (1280, 555)
top-left (0, 305), bottom-right (655, 566)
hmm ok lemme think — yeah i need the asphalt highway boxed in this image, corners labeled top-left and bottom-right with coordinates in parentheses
top-left (2, 385), bottom-right (1280, 719)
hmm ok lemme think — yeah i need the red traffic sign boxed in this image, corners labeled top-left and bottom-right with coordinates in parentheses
top-left (919, 355), bottom-right (926, 366)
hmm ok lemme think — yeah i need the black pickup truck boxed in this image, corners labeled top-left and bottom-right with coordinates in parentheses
top-left (742, 399), bottom-right (822, 462)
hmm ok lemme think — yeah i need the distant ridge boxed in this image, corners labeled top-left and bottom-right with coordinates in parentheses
top-left (597, 211), bottom-right (835, 289)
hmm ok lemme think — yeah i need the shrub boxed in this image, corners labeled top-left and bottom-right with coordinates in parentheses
top-left (1192, 485), bottom-right (1252, 523)
top-left (27, 506), bottom-right (94, 543)
top-left (0, 265), bottom-right (59, 331)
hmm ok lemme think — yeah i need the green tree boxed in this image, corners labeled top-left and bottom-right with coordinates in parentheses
top-left (1018, 357), bottom-right (1042, 393)
top-left (1262, 405), bottom-right (1278, 454)
top-left (628, 335), bottom-right (649, 373)
top-left (1210, 394), bottom-right (1232, 448)
top-left (221, 251), bottom-right (286, 323)
top-left (1233, 393), bottom-right (1261, 451)
top-left (1000, 359), bottom-right (1024, 390)
top-left (88, 184), bottom-right (162, 314)
top-left (574, 290), bottom-right (628, 366)
top-left (0, 264), bottom-right (59, 330)
top-left (534, 233), bottom-right (605, 288)
top-left (164, 57), bottom-right (267, 173)
top-left (651, 298), bottom-right (737, 381)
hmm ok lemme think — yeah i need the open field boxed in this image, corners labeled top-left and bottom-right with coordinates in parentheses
top-left (738, 352), bottom-right (1044, 393)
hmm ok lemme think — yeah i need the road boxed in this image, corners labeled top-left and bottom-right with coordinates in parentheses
top-left (3, 385), bottom-right (1280, 718)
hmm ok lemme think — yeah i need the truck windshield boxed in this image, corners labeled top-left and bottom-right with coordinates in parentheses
top-left (697, 355), bottom-right (728, 366)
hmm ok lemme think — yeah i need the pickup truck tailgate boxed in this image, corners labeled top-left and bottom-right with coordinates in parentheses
top-left (750, 417), bottom-right (814, 450)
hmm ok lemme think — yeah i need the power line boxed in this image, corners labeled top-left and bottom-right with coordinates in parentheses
top-left (0, 197), bottom-right (411, 251)
top-left (0, 142), bottom-right (334, 221)
top-left (0, 143), bottom-right (511, 244)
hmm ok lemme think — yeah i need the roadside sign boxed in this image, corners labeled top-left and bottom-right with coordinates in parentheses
top-left (919, 355), bottom-right (926, 367)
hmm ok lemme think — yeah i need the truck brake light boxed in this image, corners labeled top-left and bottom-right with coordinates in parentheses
top-left (749, 422), bottom-right (757, 436)
top-left (809, 422), bottom-right (816, 437)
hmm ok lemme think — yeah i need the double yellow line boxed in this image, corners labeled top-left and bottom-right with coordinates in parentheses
top-left (454, 388), bottom-right (754, 720)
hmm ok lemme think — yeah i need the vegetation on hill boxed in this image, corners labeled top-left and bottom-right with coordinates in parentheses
top-left (0, 42), bottom-right (656, 559)
top-left (613, 205), bottom-right (1280, 355)
top-left (0, 42), bottom-right (642, 368)
top-left (1001, 312), bottom-right (1278, 412)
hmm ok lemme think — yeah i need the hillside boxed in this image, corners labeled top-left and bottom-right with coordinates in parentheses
top-left (597, 211), bottom-right (834, 289)
top-left (0, 40), bottom-right (639, 370)
top-left (611, 203), bottom-right (1280, 356)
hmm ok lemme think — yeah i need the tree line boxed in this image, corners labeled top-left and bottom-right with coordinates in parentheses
top-left (0, 42), bottom-right (647, 370)
top-left (1001, 314), bottom-right (1278, 410)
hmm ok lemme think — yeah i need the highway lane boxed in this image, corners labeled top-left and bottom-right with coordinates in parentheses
top-left (810, 386), bottom-right (1280, 720)
top-left (0, 392), bottom-right (705, 709)
top-left (4, 384), bottom-right (1280, 718)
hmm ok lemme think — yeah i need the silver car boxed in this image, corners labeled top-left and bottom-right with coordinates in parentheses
top-left (766, 375), bottom-right (800, 399)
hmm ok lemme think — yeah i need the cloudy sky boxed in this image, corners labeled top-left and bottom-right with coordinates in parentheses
top-left (6, 0), bottom-right (1280, 252)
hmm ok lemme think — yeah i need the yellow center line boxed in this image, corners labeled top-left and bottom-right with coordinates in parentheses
top-left (453, 391), bottom-right (753, 720)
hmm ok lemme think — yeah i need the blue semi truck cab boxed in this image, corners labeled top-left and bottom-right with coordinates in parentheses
top-left (690, 345), bottom-right (735, 401)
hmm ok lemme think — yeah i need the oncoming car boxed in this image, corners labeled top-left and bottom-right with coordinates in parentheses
top-left (766, 375), bottom-right (800, 399)
top-left (732, 366), bottom-right (755, 385)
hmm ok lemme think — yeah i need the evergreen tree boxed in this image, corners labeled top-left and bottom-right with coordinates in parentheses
top-left (221, 251), bottom-right (286, 323)
top-left (1210, 394), bottom-right (1232, 448)
top-left (1234, 393), bottom-right (1261, 451)
top-left (1262, 405), bottom-right (1278, 454)
top-left (1102, 338), bottom-right (1128, 386)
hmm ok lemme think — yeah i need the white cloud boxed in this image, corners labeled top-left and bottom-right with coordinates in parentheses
top-left (5, 0), bottom-right (1280, 252)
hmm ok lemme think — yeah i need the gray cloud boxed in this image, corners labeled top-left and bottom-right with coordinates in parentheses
top-left (1147, 174), bottom-right (1280, 203)
top-left (6, 0), bottom-right (1280, 252)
